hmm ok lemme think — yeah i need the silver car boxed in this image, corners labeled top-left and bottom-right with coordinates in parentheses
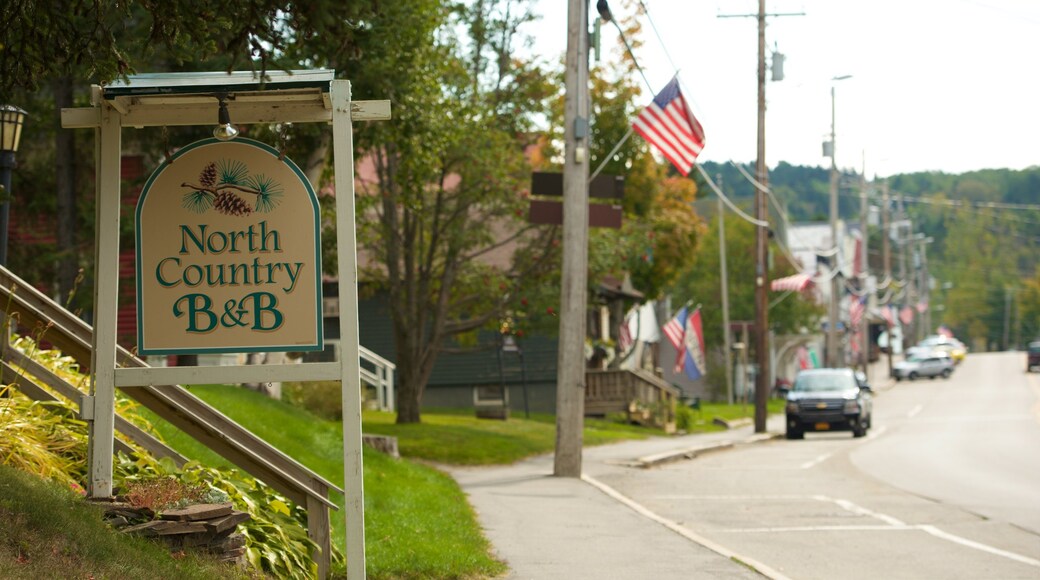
top-left (892, 352), bottom-right (954, 381)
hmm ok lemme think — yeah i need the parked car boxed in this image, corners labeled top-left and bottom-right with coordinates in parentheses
top-left (783, 368), bottom-right (873, 439)
top-left (892, 353), bottom-right (955, 381)
top-left (906, 335), bottom-right (967, 364)
top-left (1028, 341), bottom-right (1040, 372)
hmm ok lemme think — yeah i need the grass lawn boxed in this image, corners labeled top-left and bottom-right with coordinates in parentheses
top-left (134, 385), bottom-right (782, 578)
top-left (0, 465), bottom-right (253, 580)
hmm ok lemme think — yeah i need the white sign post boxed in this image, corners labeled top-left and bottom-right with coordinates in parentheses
top-left (62, 70), bottom-right (388, 579)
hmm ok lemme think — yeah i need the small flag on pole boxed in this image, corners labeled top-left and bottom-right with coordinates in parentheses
top-left (849, 295), bottom-right (867, 327)
top-left (662, 305), bottom-right (707, 380)
top-left (662, 305), bottom-right (687, 353)
top-left (881, 305), bottom-right (895, 327)
top-left (618, 310), bottom-right (634, 353)
top-left (632, 77), bottom-right (705, 176)
top-left (899, 305), bottom-right (915, 326)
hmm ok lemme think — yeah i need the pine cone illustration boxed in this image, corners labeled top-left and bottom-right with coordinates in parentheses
top-left (199, 162), bottom-right (218, 187)
top-left (214, 191), bottom-right (253, 216)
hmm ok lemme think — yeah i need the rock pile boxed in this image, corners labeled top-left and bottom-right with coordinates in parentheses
top-left (100, 502), bottom-right (250, 565)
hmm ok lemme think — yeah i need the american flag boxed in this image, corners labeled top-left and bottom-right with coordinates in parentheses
top-left (849, 295), bottom-right (867, 327)
top-left (881, 305), bottom-right (895, 327)
top-left (899, 305), bottom-right (915, 325)
top-left (662, 305), bottom-right (687, 352)
top-left (632, 77), bottom-right (705, 175)
top-left (618, 311), bottom-right (634, 353)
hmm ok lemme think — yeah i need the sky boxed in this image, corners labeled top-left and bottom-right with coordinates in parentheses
top-left (527, 0), bottom-right (1040, 178)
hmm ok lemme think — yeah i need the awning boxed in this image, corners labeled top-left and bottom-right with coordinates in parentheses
top-left (770, 273), bottom-right (813, 292)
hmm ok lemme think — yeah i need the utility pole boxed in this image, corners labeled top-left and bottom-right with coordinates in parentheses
top-left (826, 76), bottom-right (851, 368)
top-left (554, 0), bottom-right (591, 478)
top-left (719, 2), bottom-right (802, 433)
top-left (718, 188), bottom-right (734, 405)
top-left (753, 0), bottom-right (769, 432)
top-left (858, 158), bottom-right (868, 377)
top-left (897, 190), bottom-right (909, 351)
top-left (920, 237), bottom-right (930, 337)
top-left (881, 180), bottom-right (893, 377)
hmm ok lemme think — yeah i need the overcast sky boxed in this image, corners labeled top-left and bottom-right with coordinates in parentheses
top-left (528, 0), bottom-right (1040, 178)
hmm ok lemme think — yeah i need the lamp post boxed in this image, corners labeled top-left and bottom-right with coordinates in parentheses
top-left (0, 105), bottom-right (28, 266)
top-left (825, 76), bottom-right (850, 367)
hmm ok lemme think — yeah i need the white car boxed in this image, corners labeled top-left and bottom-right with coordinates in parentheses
top-left (892, 353), bottom-right (955, 381)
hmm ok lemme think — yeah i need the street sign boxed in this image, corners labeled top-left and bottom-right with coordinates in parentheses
top-left (528, 199), bottom-right (622, 228)
top-left (531, 171), bottom-right (624, 199)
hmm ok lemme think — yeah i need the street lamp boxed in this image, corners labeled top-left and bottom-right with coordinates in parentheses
top-left (824, 75), bottom-right (851, 367)
top-left (0, 105), bottom-right (28, 266)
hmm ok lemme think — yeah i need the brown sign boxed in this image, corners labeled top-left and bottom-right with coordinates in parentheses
top-left (528, 199), bottom-right (623, 229)
top-left (135, 138), bottom-right (323, 354)
top-left (530, 171), bottom-right (624, 199)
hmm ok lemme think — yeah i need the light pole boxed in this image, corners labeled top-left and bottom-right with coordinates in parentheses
top-left (0, 105), bottom-right (28, 266)
top-left (825, 76), bottom-right (850, 368)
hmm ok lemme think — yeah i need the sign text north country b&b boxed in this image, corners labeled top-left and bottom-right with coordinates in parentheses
top-left (135, 138), bottom-right (323, 355)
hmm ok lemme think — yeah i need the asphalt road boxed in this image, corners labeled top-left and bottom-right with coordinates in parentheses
top-left (587, 352), bottom-right (1040, 579)
top-left (852, 351), bottom-right (1040, 534)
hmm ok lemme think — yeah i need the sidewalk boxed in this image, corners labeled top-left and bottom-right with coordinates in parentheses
top-left (446, 416), bottom-right (787, 580)
top-left (447, 363), bottom-right (896, 580)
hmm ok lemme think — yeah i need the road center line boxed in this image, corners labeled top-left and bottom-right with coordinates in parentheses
top-left (800, 452), bottom-right (833, 469)
top-left (908, 404), bottom-right (923, 418)
top-left (582, 474), bottom-right (793, 580)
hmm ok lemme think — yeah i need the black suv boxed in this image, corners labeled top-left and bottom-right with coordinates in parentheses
top-left (784, 368), bottom-right (873, 439)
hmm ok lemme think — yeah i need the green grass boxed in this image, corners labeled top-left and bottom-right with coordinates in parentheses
top-left (134, 385), bottom-right (782, 578)
top-left (135, 386), bottom-right (507, 579)
top-left (0, 465), bottom-right (253, 580)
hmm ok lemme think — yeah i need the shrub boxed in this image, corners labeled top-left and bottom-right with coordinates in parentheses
top-left (283, 380), bottom-right (378, 420)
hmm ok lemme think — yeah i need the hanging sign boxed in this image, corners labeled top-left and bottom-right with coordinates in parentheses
top-left (135, 137), bottom-right (323, 355)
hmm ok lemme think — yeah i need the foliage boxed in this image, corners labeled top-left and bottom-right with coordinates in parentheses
top-left (137, 384), bottom-right (509, 579)
top-left (115, 454), bottom-right (325, 580)
top-left (0, 337), bottom-right (332, 580)
top-left (0, 387), bottom-right (88, 489)
top-left (0, 1), bottom-right (380, 97)
top-left (123, 477), bottom-right (208, 513)
top-left (666, 207), bottom-right (822, 398)
top-left (0, 465), bottom-right (255, 580)
top-left (338, 0), bottom-right (559, 423)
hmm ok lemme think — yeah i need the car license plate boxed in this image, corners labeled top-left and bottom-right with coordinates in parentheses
top-left (815, 422), bottom-right (830, 430)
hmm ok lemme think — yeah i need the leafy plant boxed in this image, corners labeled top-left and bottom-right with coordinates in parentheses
top-left (124, 477), bottom-right (208, 513)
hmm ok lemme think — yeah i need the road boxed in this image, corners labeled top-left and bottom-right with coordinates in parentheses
top-left (587, 352), bottom-right (1040, 579)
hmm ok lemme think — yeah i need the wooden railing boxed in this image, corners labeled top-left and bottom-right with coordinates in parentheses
top-left (0, 266), bottom-right (340, 578)
top-left (585, 368), bottom-right (680, 432)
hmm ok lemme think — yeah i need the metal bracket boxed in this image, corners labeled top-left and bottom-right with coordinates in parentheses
top-left (79, 395), bottom-right (95, 420)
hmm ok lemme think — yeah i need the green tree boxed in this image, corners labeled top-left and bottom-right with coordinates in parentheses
top-left (668, 208), bottom-right (822, 397)
top-left (332, 0), bottom-right (559, 423)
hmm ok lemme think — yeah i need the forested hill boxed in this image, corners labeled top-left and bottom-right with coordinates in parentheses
top-left (696, 160), bottom-right (1040, 224)
top-left (694, 160), bottom-right (1040, 349)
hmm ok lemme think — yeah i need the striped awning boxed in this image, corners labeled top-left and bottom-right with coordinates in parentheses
top-left (770, 273), bottom-right (813, 292)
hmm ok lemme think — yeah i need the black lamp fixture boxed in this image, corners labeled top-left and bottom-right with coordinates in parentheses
top-left (213, 93), bottom-right (239, 141)
top-left (0, 104), bottom-right (27, 266)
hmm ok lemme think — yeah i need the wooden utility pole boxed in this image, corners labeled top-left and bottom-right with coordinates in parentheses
top-left (882, 180), bottom-right (893, 377)
top-left (718, 190), bottom-right (734, 405)
top-left (720, 1), bottom-right (802, 433)
top-left (554, 0), bottom-right (590, 478)
top-left (859, 159), bottom-right (868, 377)
top-left (752, 0), bottom-right (770, 433)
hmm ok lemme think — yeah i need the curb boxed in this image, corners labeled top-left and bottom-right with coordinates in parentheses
top-left (634, 432), bottom-right (782, 468)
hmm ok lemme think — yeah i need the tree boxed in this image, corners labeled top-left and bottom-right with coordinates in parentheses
top-left (333, 0), bottom-right (559, 423)
top-left (668, 208), bottom-right (822, 398)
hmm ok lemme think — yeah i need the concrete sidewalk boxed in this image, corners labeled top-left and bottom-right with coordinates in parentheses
top-left (446, 416), bottom-right (788, 580)
top-left (447, 364), bottom-right (896, 579)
